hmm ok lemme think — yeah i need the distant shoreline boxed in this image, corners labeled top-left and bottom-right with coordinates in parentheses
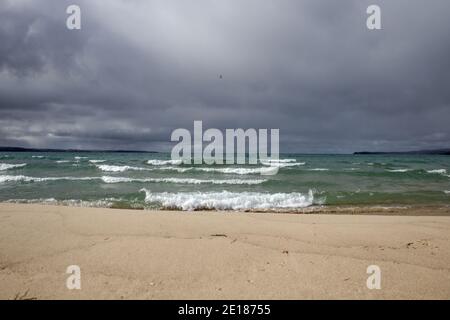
top-left (1, 146), bottom-right (449, 155)
top-left (0, 147), bottom-right (158, 153)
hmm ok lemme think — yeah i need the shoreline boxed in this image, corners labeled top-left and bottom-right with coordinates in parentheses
top-left (2, 201), bottom-right (450, 216)
top-left (1, 203), bottom-right (450, 299)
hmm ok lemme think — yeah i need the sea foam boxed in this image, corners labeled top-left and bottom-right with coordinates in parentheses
top-left (427, 169), bottom-right (447, 174)
top-left (387, 169), bottom-right (411, 172)
top-left (101, 176), bottom-right (266, 185)
top-left (139, 189), bottom-right (319, 211)
top-left (0, 175), bottom-right (98, 183)
top-left (89, 160), bottom-right (107, 163)
top-left (147, 159), bottom-right (183, 166)
top-left (0, 163), bottom-right (27, 171)
top-left (193, 167), bottom-right (277, 175)
top-left (97, 165), bottom-right (151, 172)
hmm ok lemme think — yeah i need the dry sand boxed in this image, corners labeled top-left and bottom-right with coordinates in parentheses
top-left (1, 203), bottom-right (450, 300)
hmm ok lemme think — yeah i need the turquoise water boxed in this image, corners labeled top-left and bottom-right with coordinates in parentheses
top-left (0, 152), bottom-right (449, 210)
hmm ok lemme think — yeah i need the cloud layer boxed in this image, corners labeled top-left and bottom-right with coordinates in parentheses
top-left (1, 0), bottom-right (449, 152)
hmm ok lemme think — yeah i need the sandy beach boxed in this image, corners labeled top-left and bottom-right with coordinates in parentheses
top-left (1, 203), bottom-right (450, 300)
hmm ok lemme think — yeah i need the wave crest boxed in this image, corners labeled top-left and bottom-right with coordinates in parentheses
top-left (147, 159), bottom-right (182, 166)
top-left (102, 176), bottom-right (266, 185)
top-left (139, 189), bottom-right (320, 211)
top-left (0, 163), bottom-right (27, 171)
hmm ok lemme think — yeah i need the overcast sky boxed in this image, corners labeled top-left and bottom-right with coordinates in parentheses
top-left (1, 0), bottom-right (449, 153)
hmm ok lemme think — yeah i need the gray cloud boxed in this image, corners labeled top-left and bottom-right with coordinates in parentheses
top-left (0, 0), bottom-right (449, 152)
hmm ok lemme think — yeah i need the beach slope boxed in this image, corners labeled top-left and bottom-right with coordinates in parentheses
top-left (1, 204), bottom-right (450, 299)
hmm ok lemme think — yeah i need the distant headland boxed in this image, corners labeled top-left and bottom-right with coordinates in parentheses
top-left (354, 149), bottom-right (450, 155)
top-left (0, 147), bottom-right (158, 153)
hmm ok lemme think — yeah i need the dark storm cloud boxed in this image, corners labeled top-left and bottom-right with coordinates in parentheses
top-left (0, 0), bottom-right (449, 152)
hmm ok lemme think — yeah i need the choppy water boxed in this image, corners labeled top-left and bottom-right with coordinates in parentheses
top-left (0, 152), bottom-right (449, 211)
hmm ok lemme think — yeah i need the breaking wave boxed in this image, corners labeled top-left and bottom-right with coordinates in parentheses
top-left (0, 175), bottom-right (98, 183)
top-left (0, 163), bottom-right (27, 171)
top-left (147, 159), bottom-right (183, 166)
top-left (5, 198), bottom-right (121, 208)
top-left (89, 160), bottom-right (106, 163)
top-left (193, 167), bottom-right (277, 175)
top-left (0, 174), bottom-right (266, 185)
top-left (427, 169), bottom-right (447, 174)
top-left (260, 161), bottom-right (306, 167)
top-left (101, 176), bottom-right (266, 185)
top-left (139, 189), bottom-right (320, 211)
top-left (97, 164), bottom-right (151, 172)
top-left (387, 169), bottom-right (411, 173)
top-left (260, 159), bottom-right (297, 163)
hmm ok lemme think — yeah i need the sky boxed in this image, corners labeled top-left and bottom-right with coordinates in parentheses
top-left (0, 0), bottom-right (449, 153)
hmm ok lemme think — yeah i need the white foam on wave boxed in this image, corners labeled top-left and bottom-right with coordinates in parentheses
top-left (427, 169), bottom-right (447, 174)
top-left (101, 176), bottom-right (266, 185)
top-left (193, 167), bottom-right (277, 175)
top-left (157, 167), bottom-right (193, 173)
top-left (74, 156), bottom-right (88, 160)
top-left (0, 163), bottom-right (27, 171)
top-left (56, 160), bottom-right (71, 164)
top-left (97, 164), bottom-right (151, 172)
top-left (0, 174), bottom-right (266, 185)
top-left (387, 169), bottom-right (411, 172)
top-left (260, 159), bottom-right (297, 163)
top-left (32, 155), bottom-right (44, 159)
top-left (0, 175), bottom-right (98, 183)
top-left (147, 159), bottom-right (182, 166)
top-left (260, 161), bottom-right (305, 167)
top-left (89, 160), bottom-right (106, 163)
top-left (308, 168), bottom-right (329, 171)
top-left (444, 190), bottom-right (450, 195)
top-left (139, 189), bottom-right (320, 211)
top-left (5, 198), bottom-right (121, 208)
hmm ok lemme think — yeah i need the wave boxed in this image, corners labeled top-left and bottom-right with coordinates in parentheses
top-left (89, 160), bottom-right (106, 163)
top-left (157, 166), bottom-right (193, 173)
top-left (444, 190), bottom-right (450, 195)
top-left (5, 198), bottom-right (121, 208)
top-left (139, 189), bottom-right (320, 211)
top-left (260, 161), bottom-right (305, 167)
top-left (147, 159), bottom-right (182, 166)
top-left (32, 155), bottom-right (44, 159)
top-left (260, 159), bottom-right (297, 163)
top-left (96, 164), bottom-right (152, 172)
top-left (74, 156), bottom-right (88, 160)
top-left (157, 166), bottom-right (278, 175)
top-left (193, 166), bottom-right (277, 175)
top-left (307, 168), bottom-right (329, 171)
top-left (0, 175), bottom-right (98, 183)
top-left (427, 169), bottom-right (447, 174)
top-left (56, 160), bottom-right (71, 164)
top-left (0, 163), bottom-right (27, 171)
top-left (101, 176), bottom-right (266, 185)
top-left (386, 169), bottom-right (411, 173)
